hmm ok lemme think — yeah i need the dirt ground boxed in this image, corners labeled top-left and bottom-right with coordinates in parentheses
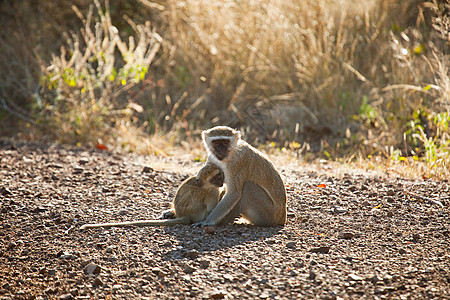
top-left (0, 139), bottom-right (449, 299)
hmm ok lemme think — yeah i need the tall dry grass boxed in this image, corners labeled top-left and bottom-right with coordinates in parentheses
top-left (0, 0), bottom-right (448, 177)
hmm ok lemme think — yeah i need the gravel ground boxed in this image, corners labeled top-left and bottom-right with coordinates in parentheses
top-left (0, 139), bottom-right (449, 299)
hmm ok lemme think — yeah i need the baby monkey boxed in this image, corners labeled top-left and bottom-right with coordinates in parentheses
top-left (80, 163), bottom-right (224, 229)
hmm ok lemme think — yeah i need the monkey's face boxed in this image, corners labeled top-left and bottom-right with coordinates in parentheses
top-left (211, 139), bottom-right (230, 161)
top-left (209, 170), bottom-right (225, 187)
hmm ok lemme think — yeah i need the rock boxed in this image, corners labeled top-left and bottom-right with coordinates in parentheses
top-left (366, 274), bottom-right (379, 284)
top-left (348, 273), bottom-right (364, 281)
top-left (59, 294), bottom-right (73, 300)
top-left (333, 206), bottom-right (348, 214)
top-left (338, 231), bottom-right (355, 239)
top-left (199, 260), bottom-right (210, 269)
top-left (142, 166), bottom-right (154, 173)
top-left (33, 206), bottom-right (47, 213)
top-left (73, 167), bottom-right (84, 174)
top-left (151, 267), bottom-right (167, 277)
top-left (223, 274), bottom-right (234, 281)
top-left (209, 290), bottom-right (228, 299)
top-left (84, 263), bottom-right (101, 275)
top-left (59, 251), bottom-right (75, 260)
top-left (308, 270), bottom-right (317, 280)
top-left (183, 265), bottom-right (196, 274)
top-left (184, 249), bottom-right (201, 259)
top-left (78, 158), bottom-right (89, 165)
top-left (286, 241), bottom-right (297, 249)
top-left (387, 190), bottom-right (396, 196)
top-left (310, 246), bottom-right (330, 254)
top-left (92, 277), bottom-right (103, 288)
top-left (0, 187), bottom-right (12, 196)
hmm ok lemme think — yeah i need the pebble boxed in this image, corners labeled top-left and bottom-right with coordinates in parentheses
top-left (199, 260), bottom-right (210, 269)
top-left (338, 232), bottom-right (354, 239)
top-left (209, 290), bottom-right (228, 299)
top-left (333, 206), bottom-right (348, 214)
top-left (286, 241), bottom-right (296, 249)
top-left (184, 249), bottom-right (201, 259)
top-left (84, 263), bottom-right (101, 275)
top-left (0, 187), bottom-right (12, 196)
top-left (92, 277), bottom-right (103, 288)
top-left (183, 265), bottom-right (196, 274)
top-left (142, 166), bottom-right (154, 173)
top-left (366, 274), bottom-right (379, 284)
top-left (310, 246), bottom-right (330, 254)
top-left (348, 273), bottom-right (364, 281)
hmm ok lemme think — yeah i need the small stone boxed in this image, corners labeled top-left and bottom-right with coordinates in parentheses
top-left (412, 233), bottom-right (420, 242)
top-left (184, 250), bottom-right (201, 259)
top-left (142, 166), bottom-right (154, 173)
top-left (73, 167), bottom-right (84, 174)
top-left (151, 267), bottom-right (166, 277)
top-left (386, 190), bottom-right (396, 196)
top-left (223, 274), bottom-right (234, 281)
top-left (333, 206), bottom-right (348, 214)
top-left (59, 251), bottom-right (75, 259)
top-left (33, 206), bottom-right (47, 213)
top-left (310, 246), bottom-right (330, 254)
top-left (92, 277), bottom-right (103, 288)
top-left (84, 263), bottom-right (101, 275)
top-left (199, 260), bottom-right (210, 269)
top-left (308, 270), bottom-right (317, 280)
top-left (59, 294), bottom-right (73, 300)
top-left (286, 241), bottom-right (296, 249)
top-left (183, 265), bottom-right (196, 274)
top-left (78, 158), bottom-right (89, 165)
top-left (338, 232), bottom-right (354, 239)
top-left (366, 274), bottom-right (379, 284)
top-left (0, 187), bottom-right (12, 196)
top-left (348, 273), bottom-right (364, 281)
top-left (209, 290), bottom-right (228, 299)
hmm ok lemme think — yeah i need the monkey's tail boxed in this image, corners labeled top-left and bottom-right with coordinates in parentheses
top-left (80, 217), bottom-right (191, 229)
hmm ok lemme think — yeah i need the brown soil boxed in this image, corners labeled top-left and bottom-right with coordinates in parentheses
top-left (0, 140), bottom-right (449, 299)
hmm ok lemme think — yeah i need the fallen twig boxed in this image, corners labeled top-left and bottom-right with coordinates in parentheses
top-left (403, 190), bottom-right (445, 208)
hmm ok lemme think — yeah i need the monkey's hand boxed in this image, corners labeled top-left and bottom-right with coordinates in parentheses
top-left (160, 209), bottom-right (176, 219)
top-left (192, 221), bottom-right (208, 227)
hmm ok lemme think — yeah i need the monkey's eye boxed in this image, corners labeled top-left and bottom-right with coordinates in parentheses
top-left (213, 139), bottom-right (230, 146)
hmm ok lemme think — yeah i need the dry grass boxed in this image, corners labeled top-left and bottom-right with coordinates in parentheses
top-left (0, 0), bottom-right (448, 178)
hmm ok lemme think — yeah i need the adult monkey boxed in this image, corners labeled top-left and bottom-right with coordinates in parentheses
top-left (198, 126), bottom-right (287, 226)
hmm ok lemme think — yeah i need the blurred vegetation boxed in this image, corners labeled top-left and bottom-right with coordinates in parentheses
top-left (0, 0), bottom-right (448, 178)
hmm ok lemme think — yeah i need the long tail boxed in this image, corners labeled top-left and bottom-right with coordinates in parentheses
top-left (80, 217), bottom-right (191, 229)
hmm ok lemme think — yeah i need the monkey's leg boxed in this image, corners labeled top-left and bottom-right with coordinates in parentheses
top-left (240, 181), bottom-right (283, 226)
top-left (216, 202), bottom-right (241, 225)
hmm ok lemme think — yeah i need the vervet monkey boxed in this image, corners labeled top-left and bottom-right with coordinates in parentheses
top-left (198, 126), bottom-right (287, 227)
top-left (80, 163), bottom-right (224, 229)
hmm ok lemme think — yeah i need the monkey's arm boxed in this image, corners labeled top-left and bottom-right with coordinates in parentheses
top-left (196, 188), bottom-right (242, 226)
